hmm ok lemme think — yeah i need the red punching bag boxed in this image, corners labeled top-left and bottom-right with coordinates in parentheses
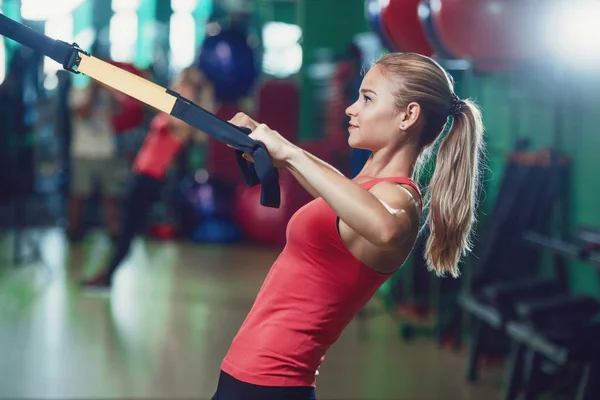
top-left (430, 0), bottom-right (537, 71)
top-left (380, 0), bottom-right (433, 56)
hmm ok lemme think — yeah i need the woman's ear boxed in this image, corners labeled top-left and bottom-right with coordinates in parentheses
top-left (399, 102), bottom-right (421, 130)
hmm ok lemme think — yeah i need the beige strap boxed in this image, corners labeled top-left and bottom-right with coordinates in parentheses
top-left (77, 53), bottom-right (176, 114)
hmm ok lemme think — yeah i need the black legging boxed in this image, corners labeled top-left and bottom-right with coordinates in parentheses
top-left (211, 371), bottom-right (317, 400)
top-left (106, 173), bottom-right (163, 279)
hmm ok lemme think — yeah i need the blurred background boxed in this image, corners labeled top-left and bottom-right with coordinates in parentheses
top-left (1, 0), bottom-right (600, 399)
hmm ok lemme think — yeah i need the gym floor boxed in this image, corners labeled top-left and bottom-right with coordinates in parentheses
top-left (0, 229), bottom-right (503, 399)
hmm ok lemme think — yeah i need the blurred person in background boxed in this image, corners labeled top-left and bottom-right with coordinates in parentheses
top-left (67, 80), bottom-right (121, 243)
top-left (81, 66), bottom-right (215, 289)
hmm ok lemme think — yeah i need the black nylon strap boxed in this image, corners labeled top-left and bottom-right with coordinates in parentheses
top-left (0, 13), bottom-right (82, 72)
top-left (167, 91), bottom-right (280, 208)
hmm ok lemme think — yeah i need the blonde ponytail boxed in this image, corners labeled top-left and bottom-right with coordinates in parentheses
top-left (424, 100), bottom-right (484, 277)
top-left (375, 53), bottom-right (485, 278)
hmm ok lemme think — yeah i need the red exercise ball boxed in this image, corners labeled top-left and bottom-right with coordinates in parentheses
top-left (233, 170), bottom-right (313, 248)
top-left (149, 223), bottom-right (178, 240)
top-left (430, 0), bottom-right (537, 70)
top-left (380, 0), bottom-right (433, 56)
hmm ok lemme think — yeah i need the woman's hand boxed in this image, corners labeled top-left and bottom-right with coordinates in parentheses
top-left (229, 112), bottom-right (259, 132)
top-left (228, 112), bottom-right (298, 168)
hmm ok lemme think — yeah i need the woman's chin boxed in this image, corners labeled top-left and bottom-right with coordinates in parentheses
top-left (348, 138), bottom-right (369, 151)
top-left (348, 136), bottom-right (360, 148)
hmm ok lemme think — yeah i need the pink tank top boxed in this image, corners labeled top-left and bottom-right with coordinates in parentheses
top-left (221, 177), bottom-right (422, 387)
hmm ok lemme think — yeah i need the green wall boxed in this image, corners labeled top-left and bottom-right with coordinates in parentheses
top-left (459, 65), bottom-right (600, 297)
top-left (299, 0), bottom-right (370, 140)
top-left (256, 0), bottom-right (298, 25)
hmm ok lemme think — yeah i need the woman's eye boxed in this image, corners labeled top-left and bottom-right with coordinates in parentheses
top-left (363, 95), bottom-right (371, 103)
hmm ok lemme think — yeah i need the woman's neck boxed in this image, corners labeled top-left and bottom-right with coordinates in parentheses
top-left (356, 143), bottom-right (420, 181)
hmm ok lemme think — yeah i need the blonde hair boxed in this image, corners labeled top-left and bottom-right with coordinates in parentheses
top-left (174, 66), bottom-right (215, 111)
top-left (175, 66), bottom-right (206, 91)
top-left (376, 53), bottom-right (485, 278)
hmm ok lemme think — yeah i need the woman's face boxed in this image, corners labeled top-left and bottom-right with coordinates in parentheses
top-left (173, 80), bottom-right (197, 101)
top-left (345, 64), bottom-right (404, 151)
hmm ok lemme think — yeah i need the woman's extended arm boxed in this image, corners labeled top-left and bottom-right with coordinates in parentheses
top-left (229, 113), bottom-right (344, 200)
top-left (285, 150), bottom-right (345, 199)
top-left (228, 113), bottom-right (417, 248)
top-left (283, 146), bottom-right (414, 248)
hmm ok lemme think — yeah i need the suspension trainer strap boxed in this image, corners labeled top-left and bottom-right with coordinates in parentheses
top-left (0, 13), bottom-right (280, 208)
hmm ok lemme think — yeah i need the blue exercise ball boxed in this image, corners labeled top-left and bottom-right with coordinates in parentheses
top-left (190, 215), bottom-right (242, 244)
top-left (197, 29), bottom-right (259, 102)
top-left (365, 0), bottom-right (396, 52)
top-left (175, 171), bottom-right (241, 242)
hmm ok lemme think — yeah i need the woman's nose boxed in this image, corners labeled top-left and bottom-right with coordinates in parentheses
top-left (345, 101), bottom-right (357, 117)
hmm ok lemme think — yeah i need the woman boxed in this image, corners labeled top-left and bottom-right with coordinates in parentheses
top-left (81, 66), bottom-right (215, 289)
top-left (67, 80), bottom-right (121, 243)
top-left (212, 52), bottom-right (485, 399)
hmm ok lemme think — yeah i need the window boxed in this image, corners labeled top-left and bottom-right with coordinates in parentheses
top-left (262, 22), bottom-right (302, 78)
top-left (111, 0), bottom-right (141, 13)
top-left (170, 0), bottom-right (197, 71)
top-left (172, 0), bottom-right (197, 13)
top-left (44, 13), bottom-right (74, 89)
top-left (110, 0), bottom-right (140, 63)
top-left (21, 0), bottom-right (85, 20)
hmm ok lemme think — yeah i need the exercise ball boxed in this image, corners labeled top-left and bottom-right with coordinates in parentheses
top-left (380, 0), bottom-right (433, 56)
top-left (178, 172), bottom-right (236, 218)
top-left (365, 0), bottom-right (396, 51)
top-left (190, 216), bottom-right (242, 243)
top-left (149, 223), bottom-right (178, 240)
top-left (417, 0), bottom-right (456, 60)
top-left (197, 29), bottom-right (259, 102)
top-left (233, 170), bottom-right (312, 247)
top-left (176, 171), bottom-right (240, 242)
top-left (430, 0), bottom-right (536, 70)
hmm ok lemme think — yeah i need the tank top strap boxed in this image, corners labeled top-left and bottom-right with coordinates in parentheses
top-left (361, 176), bottom-right (422, 208)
